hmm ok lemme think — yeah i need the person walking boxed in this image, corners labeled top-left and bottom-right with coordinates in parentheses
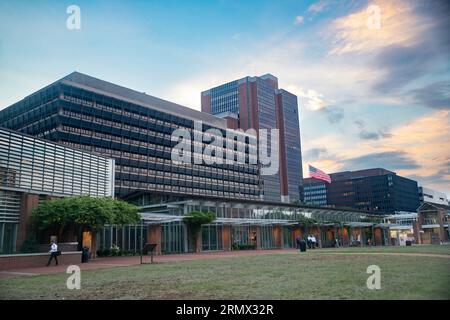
top-left (47, 240), bottom-right (59, 266)
top-left (295, 236), bottom-right (302, 251)
top-left (311, 235), bottom-right (317, 249)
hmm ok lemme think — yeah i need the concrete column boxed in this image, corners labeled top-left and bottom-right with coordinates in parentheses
top-left (274, 226), bottom-right (282, 249)
top-left (412, 220), bottom-right (421, 245)
top-left (196, 230), bottom-right (202, 253)
top-left (147, 225), bottom-right (162, 255)
top-left (374, 228), bottom-right (382, 246)
top-left (222, 225), bottom-right (231, 251)
top-left (17, 194), bottom-right (40, 250)
top-left (256, 226), bottom-right (261, 249)
top-left (438, 210), bottom-right (446, 243)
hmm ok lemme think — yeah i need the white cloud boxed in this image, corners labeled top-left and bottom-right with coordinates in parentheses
top-left (294, 16), bottom-right (304, 25)
top-left (329, 0), bottom-right (425, 55)
top-left (284, 85), bottom-right (327, 111)
top-left (308, 1), bottom-right (330, 13)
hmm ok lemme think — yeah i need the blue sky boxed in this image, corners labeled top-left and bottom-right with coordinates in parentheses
top-left (0, 0), bottom-right (449, 196)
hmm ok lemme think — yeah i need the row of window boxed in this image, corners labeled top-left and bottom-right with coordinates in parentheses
top-left (119, 180), bottom-right (259, 198)
top-left (60, 107), bottom-right (256, 152)
top-left (62, 90), bottom-right (254, 144)
top-left (60, 136), bottom-right (258, 178)
top-left (60, 119), bottom-right (258, 165)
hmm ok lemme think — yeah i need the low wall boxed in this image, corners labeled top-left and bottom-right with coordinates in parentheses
top-left (0, 252), bottom-right (82, 271)
top-left (38, 242), bottom-right (79, 253)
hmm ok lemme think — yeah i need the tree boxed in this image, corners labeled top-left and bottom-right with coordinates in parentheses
top-left (31, 196), bottom-right (140, 241)
top-left (183, 211), bottom-right (215, 252)
top-left (297, 215), bottom-right (317, 239)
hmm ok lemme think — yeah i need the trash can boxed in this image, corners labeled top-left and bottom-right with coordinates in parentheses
top-left (405, 240), bottom-right (412, 246)
top-left (300, 240), bottom-right (307, 252)
top-left (82, 247), bottom-right (90, 263)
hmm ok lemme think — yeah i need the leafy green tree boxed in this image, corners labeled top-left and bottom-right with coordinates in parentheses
top-left (31, 196), bottom-right (140, 241)
top-left (183, 211), bottom-right (215, 252)
top-left (298, 215), bottom-right (318, 239)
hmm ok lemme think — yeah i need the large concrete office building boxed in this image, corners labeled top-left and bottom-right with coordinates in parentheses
top-left (0, 72), bottom-right (260, 203)
top-left (0, 127), bottom-right (114, 253)
top-left (303, 168), bottom-right (421, 215)
top-left (201, 74), bottom-right (303, 203)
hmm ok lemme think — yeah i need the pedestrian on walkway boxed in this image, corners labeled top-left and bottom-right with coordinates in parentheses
top-left (295, 236), bottom-right (302, 251)
top-left (46, 240), bottom-right (59, 266)
top-left (307, 235), bottom-right (312, 249)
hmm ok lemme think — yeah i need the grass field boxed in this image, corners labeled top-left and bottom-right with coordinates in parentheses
top-left (1, 245), bottom-right (449, 300)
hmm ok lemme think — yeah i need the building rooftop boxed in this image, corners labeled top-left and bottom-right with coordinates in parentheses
top-left (62, 72), bottom-right (227, 128)
top-left (329, 168), bottom-right (395, 181)
top-left (2, 71), bottom-right (228, 129)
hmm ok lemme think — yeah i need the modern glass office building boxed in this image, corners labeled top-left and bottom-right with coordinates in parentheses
top-left (0, 127), bottom-right (114, 253)
top-left (304, 168), bottom-right (421, 215)
top-left (0, 72), bottom-right (260, 202)
top-left (201, 74), bottom-right (303, 203)
top-left (303, 178), bottom-right (328, 206)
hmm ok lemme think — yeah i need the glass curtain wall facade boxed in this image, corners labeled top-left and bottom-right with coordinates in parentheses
top-left (327, 173), bottom-right (420, 214)
top-left (201, 224), bottom-right (223, 251)
top-left (282, 226), bottom-right (295, 248)
top-left (138, 199), bottom-right (384, 254)
top-left (255, 79), bottom-right (281, 202)
top-left (210, 80), bottom-right (239, 114)
top-left (161, 221), bottom-right (186, 254)
top-left (231, 226), bottom-right (256, 248)
top-left (278, 90), bottom-right (303, 203)
top-left (303, 178), bottom-right (328, 206)
top-left (96, 224), bottom-right (148, 254)
top-left (260, 225), bottom-right (277, 249)
top-left (0, 72), bottom-right (260, 201)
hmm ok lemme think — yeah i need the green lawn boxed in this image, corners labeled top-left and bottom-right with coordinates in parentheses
top-left (1, 246), bottom-right (449, 300)
top-left (316, 244), bottom-right (450, 255)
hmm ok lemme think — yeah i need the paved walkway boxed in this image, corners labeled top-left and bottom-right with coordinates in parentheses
top-left (2, 248), bottom-right (449, 280)
top-left (0, 249), bottom-right (298, 280)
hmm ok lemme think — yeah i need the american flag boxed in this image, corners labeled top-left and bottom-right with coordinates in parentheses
top-left (309, 165), bottom-right (331, 183)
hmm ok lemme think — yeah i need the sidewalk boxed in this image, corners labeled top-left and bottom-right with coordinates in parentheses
top-left (0, 249), bottom-right (298, 280)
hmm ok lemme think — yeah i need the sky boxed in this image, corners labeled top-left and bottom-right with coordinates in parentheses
top-left (0, 0), bottom-right (449, 196)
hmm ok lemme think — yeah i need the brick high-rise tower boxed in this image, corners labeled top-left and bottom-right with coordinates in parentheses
top-left (202, 74), bottom-right (303, 203)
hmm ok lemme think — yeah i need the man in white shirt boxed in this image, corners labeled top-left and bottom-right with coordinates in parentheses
top-left (312, 235), bottom-right (317, 249)
top-left (47, 241), bottom-right (59, 266)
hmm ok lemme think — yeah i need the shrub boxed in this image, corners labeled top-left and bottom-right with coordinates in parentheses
top-left (232, 243), bottom-right (256, 250)
top-left (19, 236), bottom-right (40, 253)
top-left (110, 244), bottom-right (120, 256)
